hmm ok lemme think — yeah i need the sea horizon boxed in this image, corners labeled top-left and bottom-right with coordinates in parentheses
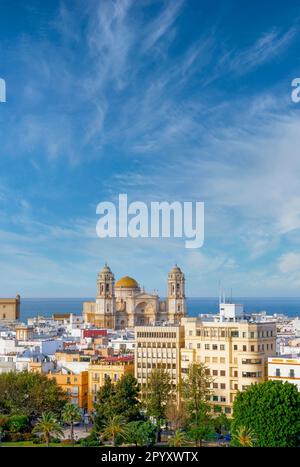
top-left (18, 297), bottom-right (300, 321)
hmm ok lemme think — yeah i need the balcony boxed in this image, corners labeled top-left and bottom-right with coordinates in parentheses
top-left (242, 359), bottom-right (262, 365)
top-left (242, 372), bottom-right (262, 378)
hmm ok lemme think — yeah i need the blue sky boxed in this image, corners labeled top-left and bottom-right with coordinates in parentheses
top-left (1, 0), bottom-right (300, 297)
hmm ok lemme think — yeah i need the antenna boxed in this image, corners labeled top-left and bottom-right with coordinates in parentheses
top-left (230, 288), bottom-right (233, 304)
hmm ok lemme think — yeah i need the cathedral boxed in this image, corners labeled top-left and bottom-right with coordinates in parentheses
top-left (82, 264), bottom-right (186, 329)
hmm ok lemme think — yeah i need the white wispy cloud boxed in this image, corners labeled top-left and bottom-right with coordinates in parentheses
top-left (142, 0), bottom-right (185, 52)
top-left (227, 27), bottom-right (297, 75)
top-left (278, 252), bottom-right (300, 273)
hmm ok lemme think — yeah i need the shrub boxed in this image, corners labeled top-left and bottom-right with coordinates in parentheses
top-left (4, 431), bottom-right (33, 442)
top-left (80, 433), bottom-right (101, 447)
top-left (32, 437), bottom-right (42, 445)
top-left (50, 436), bottom-right (61, 444)
top-left (60, 438), bottom-right (74, 445)
top-left (6, 415), bottom-right (29, 433)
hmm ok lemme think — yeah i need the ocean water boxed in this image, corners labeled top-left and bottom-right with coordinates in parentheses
top-left (19, 297), bottom-right (300, 321)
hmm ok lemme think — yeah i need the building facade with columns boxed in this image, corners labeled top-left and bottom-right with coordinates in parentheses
top-left (83, 264), bottom-right (186, 329)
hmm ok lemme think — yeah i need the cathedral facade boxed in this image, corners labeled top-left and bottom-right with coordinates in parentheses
top-left (82, 264), bottom-right (186, 329)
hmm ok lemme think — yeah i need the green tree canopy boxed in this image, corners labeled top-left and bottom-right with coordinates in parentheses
top-left (94, 374), bottom-right (141, 430)
top-left (0, 371), bottom-right (68, 420)
top-left (125, 420), bottom-right (156, 446)
top-left (181, 362), bottom-right (213, 421)
top-left (232, 380), bottom-right (300, 447)
top-left (144, 369), bottom-right (173, 422)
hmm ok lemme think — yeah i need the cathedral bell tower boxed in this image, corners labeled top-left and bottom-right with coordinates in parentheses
top-left (95, 264), bottom-right (115, 327)
top-left (167, 264), bottom-right (186, 323)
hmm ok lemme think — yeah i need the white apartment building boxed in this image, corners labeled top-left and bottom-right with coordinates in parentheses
top-left (135, 324), bottom-right (185, 390)
top-left (268, 355), bottom-right (300, 391)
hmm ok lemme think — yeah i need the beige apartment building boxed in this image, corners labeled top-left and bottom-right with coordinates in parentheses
top-left (0, 295), bottom-right (20, 321)
top-left (181, 317), bottom-right (276, 415)
top-left (134, 325), bottom-right (185, 392)
top-left (134, 316), bottom-right (276, 415)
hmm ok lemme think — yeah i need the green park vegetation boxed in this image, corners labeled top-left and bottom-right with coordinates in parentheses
top-left (0, 368), bottom-right (300, 447)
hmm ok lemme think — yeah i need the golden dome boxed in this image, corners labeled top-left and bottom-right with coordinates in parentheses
top-left (115, 276), bottom-right (139, 289)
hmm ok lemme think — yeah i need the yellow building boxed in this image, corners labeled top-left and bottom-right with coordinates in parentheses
top-left (47, 370), bottom-right (88, 410)
top-left (134, 325), bottom-right (185, 392)
top-left (0, 295), bottom-right (20, 321)
top-left (88, 356), bottom-right (134, 412)
top-left (181, 316), bottom-right (276, 415)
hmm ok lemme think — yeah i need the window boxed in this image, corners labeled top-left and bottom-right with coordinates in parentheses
top-left (220, 357), bottom-right (226, 364)
top-left (233, 345), bottom-right (238, 351)
top-left (212, 357), bottom-right (218, 363)
top-left (220, 396), bottom-right (226, 402)
top-left (212, 370), bottom-right (218, 376)
top-left (250, 345), bottom-right (255, 352)
top-left (205, 357), bottom-right (210, 363)
top-left (197, 343), bottom-right (201, 349)
top-left (189, 330), bottom-right (193, 336)
top-left (225, 407), bottom-right (231, 414)
top-left (220, 383), bottom-right (226, 389)
top-left (213, 383), bottom-right (218, 389)
top-left (243, 345), bottom-right (247, 352)
top-left (213, 395), bottom-right (218, 401)
top-left (212, 344), bottom-right (218, 350)
top-left (220, 370), bottom-right (226, 376)
top-left (220, 345), bottom-right (225, 351)
top-left (205, 344), bottom-right (210, 350)
top-left (290, 369), bottom-right (295, 378)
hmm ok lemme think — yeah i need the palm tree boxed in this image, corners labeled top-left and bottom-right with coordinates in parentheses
top-left (62, 403), bottom-right (82, 444)
top-left (100, 415), bottom-right (128, 446)
top-left (33, 412), bottom-right (63, 447)
top-left (233, 426), bottom-right (256, 447)
top-left (168, 430), bottom-right (189, 447)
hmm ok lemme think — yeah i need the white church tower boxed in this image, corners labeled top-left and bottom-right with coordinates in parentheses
top-left (96, 264), bottom-right (115, 324)
top-left (167, 265), bottom-right (186, 322)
